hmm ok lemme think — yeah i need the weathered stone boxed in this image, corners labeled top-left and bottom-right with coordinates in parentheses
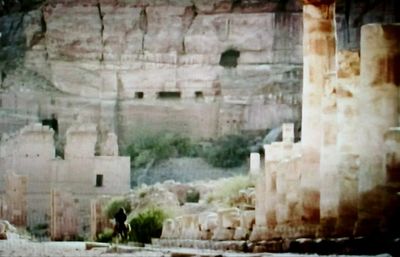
top-left (99, 132), bottom-right (119, 156)
top-left (249, 153), bottom-right (260, 175)
top-left (301, 0), bottom-right (336, 227)
top-left (355, 24), bottom-right (400, 236)
top-left (65, 123), bottom-right (97, 159)
top-left (0, 123), bottom-right (130, 234)
top-left (50, 189), bottom-right (79, 240)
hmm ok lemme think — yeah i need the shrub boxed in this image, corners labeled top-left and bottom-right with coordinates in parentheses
top-left (185, 189), bottom-right (200, 203)
top-left (128, 208), bottom-right (167, 244)
top-left (96, 228), bottom-right (114, 243)
top-left (123, 132), bottom-right (198, 168)
top-left (103, 197), bottom-right (131, 219)
top-left (202, 134), bottom-right (250, 168)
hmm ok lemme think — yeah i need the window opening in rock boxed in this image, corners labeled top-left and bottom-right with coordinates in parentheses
top-left (95, 174), bottom-right (103, 187)
top-left (195, 91), bottom-right (204, 99)
top-left (41, 114), bottom-right (58, 135)
top-left (157, 91), bottom-right (181, 99)
top-left (135, 92), bottom-right (144, 99)
top-left (219, 49), bottom-right (240, 68)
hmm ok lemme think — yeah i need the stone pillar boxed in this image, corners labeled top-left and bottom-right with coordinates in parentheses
top-left (4, 173), bottom-right (27, 227)
top-left (319, 74), bottom-right (339, 237)
top-left (282, 123), bottom-right (294, 143)
top-left (90, 196), bottom-right (112, 240)
top-left (250, 152), bottom-right (261, 175)
top-left (301, 0), bottom-right (336, 226)
top-left (335, 51), bottom-right (360, 236)
top-left (355, 24), bottom-right (400, 236)
top-left (50, 189), bottom-right (79, 240)
top-left (383, 128), bottom-right (400, 235)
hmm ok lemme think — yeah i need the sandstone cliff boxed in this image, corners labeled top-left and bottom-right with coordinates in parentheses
top-left (0, 0), bottom-right (398, 147)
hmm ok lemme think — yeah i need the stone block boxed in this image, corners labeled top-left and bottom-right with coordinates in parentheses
top-left (250, 152), bottom-right (261, 175)
top-left (282, 123), bottom-right (294, 143)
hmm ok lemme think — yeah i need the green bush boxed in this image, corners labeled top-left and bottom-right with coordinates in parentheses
top-left (123, 133), bottom-right (198, 168)
top-left (96, 228), bottom-right (114, 243)
top-left (185, 189), bottom-right (200, 203)
top-left (128, 208), bottom-right (167, 244)
top-left (103, 197), bottom-right (131, 219)
top-left (202, 134), bottom-right (250, 168)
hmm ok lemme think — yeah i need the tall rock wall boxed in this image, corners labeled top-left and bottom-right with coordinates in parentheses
top-left (0, 0), bottom-right (398, 146)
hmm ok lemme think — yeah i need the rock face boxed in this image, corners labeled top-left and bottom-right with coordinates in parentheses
top-left (2, 0), bottom-right (396, 145)
top-left (0, 1), bottom-right (301, 143)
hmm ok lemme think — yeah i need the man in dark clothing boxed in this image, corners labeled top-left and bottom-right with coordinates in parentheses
top-left (113, 207), bottom-right (129, 241)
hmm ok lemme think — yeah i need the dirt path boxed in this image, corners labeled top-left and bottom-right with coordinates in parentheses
top-left (0, 233), bottom-right (392, 257)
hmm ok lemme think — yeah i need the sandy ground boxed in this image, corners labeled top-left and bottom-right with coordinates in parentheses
top-left (0, 233), bottom-right (393, 257)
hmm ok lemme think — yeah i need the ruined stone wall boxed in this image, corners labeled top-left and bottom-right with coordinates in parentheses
top-left (0, 123), bottom-right (130, 233)
top-left (50, 189), bottom-right (79, 240)
top-left (0, 173), bottom-right (28, 227)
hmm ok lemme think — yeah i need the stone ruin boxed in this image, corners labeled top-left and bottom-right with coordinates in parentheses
top-left (158, 0), bottom-right (400, 252)
top-left (0, 122), bottom-right (130, 239)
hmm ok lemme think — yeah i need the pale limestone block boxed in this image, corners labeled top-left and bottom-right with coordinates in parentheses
top-left (65, 123), bottom-right (97, 159)
top-left (180, 214), bottom-right (201, 240)
top-left (282, 123), bottom-right (294, 143)
top-left (254, 167), bottom-right (266, 227)
top-left (198, 212), bottom-right (218, 232)
top-left (218, 208), bottom-right (240, 229)
top-left (250, 152), bottom-right (261, 175)
top-left (161, 218), bottom-right (176, 239)
top-left (99, 132), bottom-right (118, 156)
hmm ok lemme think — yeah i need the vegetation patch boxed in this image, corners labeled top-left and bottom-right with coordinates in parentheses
top-left (123, 132), bottom-right (199, 168)
top-left (185, 188), bottom-right (200, 203)
top-left (103, 197), bottom-right (131, 219)
top-left (96, 228), bottom-right (114, 243)
top-left (202, 134), bottom-right (250, 168)
top-left (128, 208), bottom-right (167, 244)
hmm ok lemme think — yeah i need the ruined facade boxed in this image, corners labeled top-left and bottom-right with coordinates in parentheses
top-left (1, 0), bottom-right (398, 150)
top-left (251, 0), bottom-right (400, 240)
top-left (0, 123), bottom-right (130, 238)
top-left (160, 0), bottom-right (400, 245)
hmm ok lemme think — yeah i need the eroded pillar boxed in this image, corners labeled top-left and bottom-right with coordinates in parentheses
top-left (301, 0), bottom-right (336, 227)
top-left (355, 24), bottom-right (400, 236)
top-left (335, 51), bottom-right (360, 236)
top-left (382, 128), bottom-right (400, 235)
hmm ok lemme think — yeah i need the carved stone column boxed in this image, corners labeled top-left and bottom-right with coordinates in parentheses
top-left (355, 24), bottom-right (400, 236)
top-left (301, 0), bottom-right (336, 228)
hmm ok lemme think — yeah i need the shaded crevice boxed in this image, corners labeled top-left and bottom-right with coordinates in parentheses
top-left (96, 1), bottom-right (104, 62)
top-left (139, 8), bottom-right (147, 53)
top-left (115, 72), bottom-right (124, 147)
top-left (1, 70), bottom-right (6, 88)
top-left (181, 5), bottom-right (197, 54)
top-left (40, 8), bottom-right (49, 60)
